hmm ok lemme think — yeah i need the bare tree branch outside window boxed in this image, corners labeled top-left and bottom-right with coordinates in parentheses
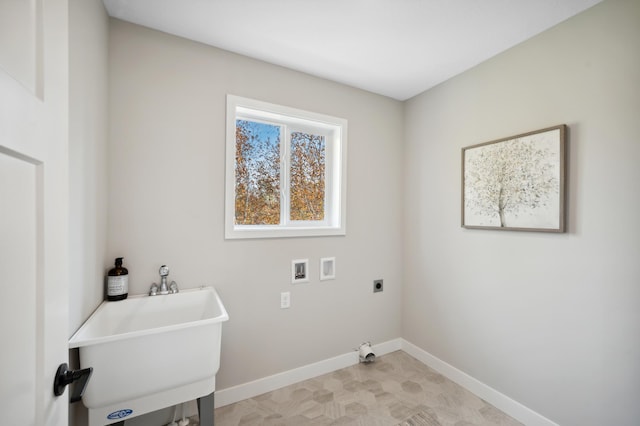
top-left (290, 132), bottom-right (325, 221)
top-left (235, 120), bottom-right (280, 225)
top-left (235, 121), bottom-right (327, 225)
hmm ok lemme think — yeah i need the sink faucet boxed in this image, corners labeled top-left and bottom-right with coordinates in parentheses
top-left (149, 265), bottom-right (179, 296)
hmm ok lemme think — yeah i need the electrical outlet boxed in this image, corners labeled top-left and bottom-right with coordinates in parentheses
top-left (281, 291), bottom-right (291, 309)
top-left (373, 279), bottom-right (383, 293)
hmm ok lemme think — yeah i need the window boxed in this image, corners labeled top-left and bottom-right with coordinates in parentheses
top-left (225, 95), bottom-right (347, 239)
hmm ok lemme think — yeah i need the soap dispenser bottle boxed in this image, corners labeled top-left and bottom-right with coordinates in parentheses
top-left (107, 257), bottom-right (129, 301)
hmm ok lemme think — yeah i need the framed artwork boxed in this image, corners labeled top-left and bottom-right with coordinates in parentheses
top-left (462, 125), bottom-right (566, 232)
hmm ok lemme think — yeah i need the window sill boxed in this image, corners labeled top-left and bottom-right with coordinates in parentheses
top-left (225, 225), bottom-right (346, 240)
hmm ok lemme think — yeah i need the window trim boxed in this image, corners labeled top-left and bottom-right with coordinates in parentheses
top-left (225, 95), bottom-right (347, 239)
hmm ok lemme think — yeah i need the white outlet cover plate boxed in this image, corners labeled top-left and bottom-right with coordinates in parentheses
top-left (280, 291), bottom-right (291, 309)
top-left (320, 257), bottom-right (336, 281)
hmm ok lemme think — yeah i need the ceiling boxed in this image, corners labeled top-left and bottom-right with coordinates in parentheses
top-left (102, 0), bottom-right (601, 101)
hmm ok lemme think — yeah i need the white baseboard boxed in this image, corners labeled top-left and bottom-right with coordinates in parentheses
top-left (400, 339), bottom-right (558, 426)
top-left (215, 338), bottom-right (402, 408)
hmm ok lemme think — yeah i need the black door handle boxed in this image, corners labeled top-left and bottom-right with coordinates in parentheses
top-left (53, 363), bottom-right (93, 403)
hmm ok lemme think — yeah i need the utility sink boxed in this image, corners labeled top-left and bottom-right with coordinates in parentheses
top-left (69, 286), bottom-right (229, 425)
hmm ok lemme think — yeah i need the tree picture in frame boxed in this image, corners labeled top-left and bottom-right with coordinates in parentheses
top-left (462, 125), bottom-right (566, 232)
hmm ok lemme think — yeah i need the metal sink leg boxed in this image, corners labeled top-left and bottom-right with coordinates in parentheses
top-left (197, 391), bottom-right (215, 425)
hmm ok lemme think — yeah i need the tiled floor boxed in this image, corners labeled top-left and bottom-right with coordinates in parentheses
top-left (191, 351), bottom-right (522, 426)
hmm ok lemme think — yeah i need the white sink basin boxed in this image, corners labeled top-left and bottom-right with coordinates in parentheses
top-left (69, 286), bottom-right (228, 425)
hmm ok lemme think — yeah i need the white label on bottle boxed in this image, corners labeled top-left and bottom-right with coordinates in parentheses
top-left (107, 275), bottom-right (128, 296)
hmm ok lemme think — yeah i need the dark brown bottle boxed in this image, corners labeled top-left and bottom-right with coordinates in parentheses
top-left (107, 257), bottom-right (129, 301)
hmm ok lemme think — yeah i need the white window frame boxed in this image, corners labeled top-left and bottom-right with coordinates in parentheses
top-left (225, 95), bottom-right (347, 239)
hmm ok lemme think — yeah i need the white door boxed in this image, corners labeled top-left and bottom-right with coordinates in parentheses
top-left (0, 0), bottom-right (70, 425)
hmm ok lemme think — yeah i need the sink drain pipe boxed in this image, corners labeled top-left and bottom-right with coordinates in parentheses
top-left (358, 342), bottom-right (376, 363)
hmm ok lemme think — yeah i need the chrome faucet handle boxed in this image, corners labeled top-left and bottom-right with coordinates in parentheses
top-left (169, 281), bottom-right (179, 294)
top-left (158, 265), bottom-right (170, 294)
top-left (149, 283), bottom-right (158, 296)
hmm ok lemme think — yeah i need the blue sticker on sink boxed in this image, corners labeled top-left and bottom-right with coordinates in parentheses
top-left (107, 409), bottom-right (133, 420)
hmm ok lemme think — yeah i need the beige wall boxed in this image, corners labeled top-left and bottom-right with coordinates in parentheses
top-left (403, 1), bottom-right (640, 425)
top-left (69, 0), bottom-right (109, 335)
top-left (107, 18), bottom-right (404, 392)
top-left (69, 1), bottom-right (109, 424)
